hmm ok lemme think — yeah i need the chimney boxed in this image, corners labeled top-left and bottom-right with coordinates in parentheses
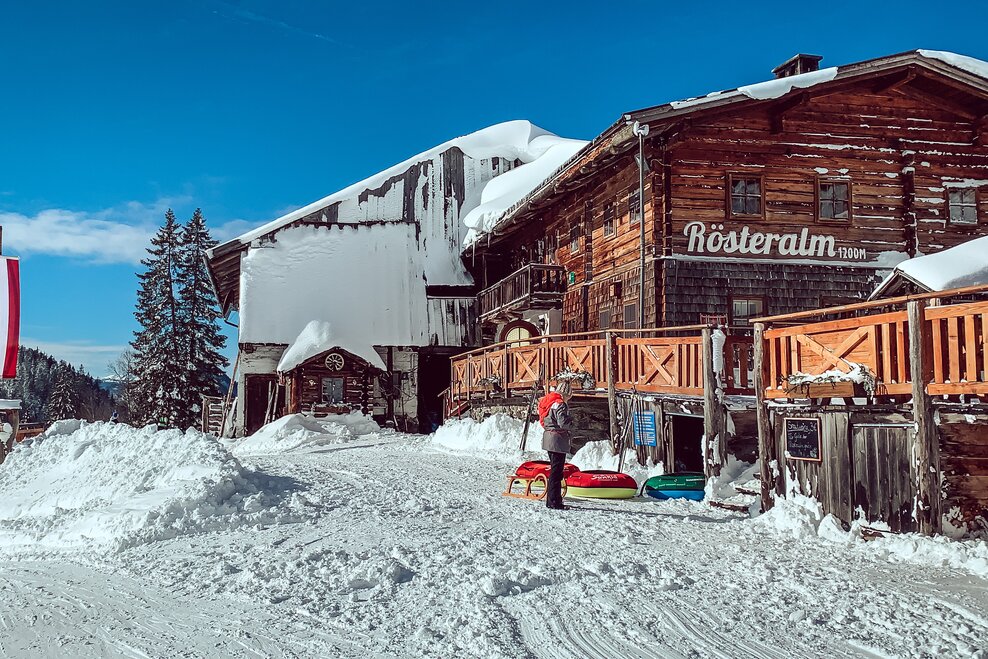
top-left (772, 54), bottom-right (823, 79)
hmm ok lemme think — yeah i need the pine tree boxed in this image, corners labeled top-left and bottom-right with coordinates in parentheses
top-left (176, 208), bottom-right (229, 416)
top-left (130, 210), bottom-right (188, 427)
top-left (45, 364), bottom-right (79, 421)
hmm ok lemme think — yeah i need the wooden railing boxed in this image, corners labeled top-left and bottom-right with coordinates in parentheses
top-left (449, 326), bottom-right (755, 404)
top-left (478, 263), bottom-right (566, 321)
top-left (760, 292), bottom-right (988, 399)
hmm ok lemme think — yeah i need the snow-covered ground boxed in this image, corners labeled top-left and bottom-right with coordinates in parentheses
top-left (1, 416), bottom-right (987, 658)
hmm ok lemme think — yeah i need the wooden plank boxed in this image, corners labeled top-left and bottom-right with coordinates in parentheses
top-left (881, 322), bottom-right (892, 386)
top-left (754, 323), bottom-right (776, 512)
top-left (606, 332), bottom-right (619, 450)
top-left (908, 300), bottom-right (941, 536)
top-left (702, 329), bottom-right (724, 478)
top-left (931, 318), bottom-right (944, 384)
top-left (947, 316), bottom-right (961, 384)
top-left (965, 313), bottom-right (977, 383)
top-left (896, 320), bottom-right (908, 384)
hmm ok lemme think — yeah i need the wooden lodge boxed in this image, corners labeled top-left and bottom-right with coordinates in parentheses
top-left (447, 49), bottom-right (988, 534)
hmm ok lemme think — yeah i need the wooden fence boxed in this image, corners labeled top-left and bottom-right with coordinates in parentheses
top-left (449, 327), bottom-right (754, 405)
top-left (760, 297), bottom-right (988, 399)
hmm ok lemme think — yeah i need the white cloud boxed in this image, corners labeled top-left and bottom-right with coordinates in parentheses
top-left (21, 338), bottom-right (128, 378)
top-left (0, 198), bottom-right (267, 265)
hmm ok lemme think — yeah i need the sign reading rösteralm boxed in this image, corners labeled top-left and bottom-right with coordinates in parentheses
top-left (684, 221), bottom-right (867, 261)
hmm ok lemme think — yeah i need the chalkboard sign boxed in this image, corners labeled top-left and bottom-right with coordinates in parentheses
top-left (784, 417), bottom-right (822, 462)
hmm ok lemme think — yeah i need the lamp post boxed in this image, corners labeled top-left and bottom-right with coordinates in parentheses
top-left (632, 121), bottom-right (649, 336)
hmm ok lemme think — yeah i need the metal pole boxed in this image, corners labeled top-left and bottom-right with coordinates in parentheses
top-left (633, 122), bottom-right (649, 337)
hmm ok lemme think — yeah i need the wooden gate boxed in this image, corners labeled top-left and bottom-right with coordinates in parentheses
top-left (851, 424), bottom-right (915, 533)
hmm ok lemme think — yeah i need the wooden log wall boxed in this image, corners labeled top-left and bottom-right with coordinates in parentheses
top-left (292, 353), bottom-right (372, 415)
top-left (938, 412), bottom-right (988, 534)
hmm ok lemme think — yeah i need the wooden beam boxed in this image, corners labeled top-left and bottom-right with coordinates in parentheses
top-left (753, 323), bottom-right (776, 512)
top-left (605, 331), bottom-right (620, 453)
top-left (769, 92), bottom-right (809, 134)
top-left (872, 69), bottom-right (916, 93)
top-left (908, 300), bottom-right (942, 536)
top-left (702, 328), bottom-right (724, 479)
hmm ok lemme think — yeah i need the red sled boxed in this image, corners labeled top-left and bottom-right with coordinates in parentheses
top-left (503, 461), bottom-right (579, 500)
top-left (515, 460), bottom-right (579, 480)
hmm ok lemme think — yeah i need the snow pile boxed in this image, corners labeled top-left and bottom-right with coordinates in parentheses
top-left (705, 456), bottom-right (759, 501)
top-left (755, 494), bottom-right (988, 578)
top-left (276, 320), bottom-right (386, 373)
top-left (431, 413), bottom-right (542, 461)
top-left (570, 440), bottom-right (663, 486)
top-left (0, 422), bottom-right (292, 552)
top-left (462, 135), bottom-right (586, 243)
top-left (785, 362), bottom-right (875, 395)
top-left (232, 412), bottom-right (382, 456)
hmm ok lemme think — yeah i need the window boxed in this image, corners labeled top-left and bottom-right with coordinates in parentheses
top-left (948, 188), bottom-right (978, 225)
top-left (629, 189), bottom-right (641, 225)
top-left (603, 201), bottom-right (616, 237)
top-left (623, 303), bottom-right (638, 329)
top-left (731, 298), bottom-right (764, 326)
top-left (569, 225), bottom-right (580, 254)
top-left (599, 310), bottom-right (611, 330)
top-left (729, 176), bottom-right (762, 216)
top-left (819, 180), bottom-right (850, 221)
top-left (321, 377), bottom-right (345, 404)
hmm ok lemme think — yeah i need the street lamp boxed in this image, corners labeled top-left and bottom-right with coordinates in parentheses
top-left (632, 121), bottom-right (649, 336)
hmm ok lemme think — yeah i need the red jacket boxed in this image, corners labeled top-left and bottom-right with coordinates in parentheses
top-left (537, 392), bottom-right (563, 427)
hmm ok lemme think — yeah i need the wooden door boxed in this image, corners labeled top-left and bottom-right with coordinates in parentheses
top-left (245, 375), bottom-right (277, 436)
top-left (851, 424), bottom-right (915, 533)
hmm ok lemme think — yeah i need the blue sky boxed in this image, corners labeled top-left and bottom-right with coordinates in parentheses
top-left (1, 0), bottom-right (986, 376)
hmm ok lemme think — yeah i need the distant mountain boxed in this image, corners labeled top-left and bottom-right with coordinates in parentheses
top-left (0, 347), bottom-right (116, 423)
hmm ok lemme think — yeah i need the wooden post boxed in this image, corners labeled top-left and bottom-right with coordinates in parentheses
top-left (702, 328), bottom-right (724, 479)
top-left (908, 300), bottom-right (942, 536)
top-left (753, 322), bottom-right (776, 512)
top-left (606, 331), bottom-right (620, 454)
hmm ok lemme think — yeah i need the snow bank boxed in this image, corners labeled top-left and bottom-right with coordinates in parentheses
top-left (276, 320), bottom-right (386, 373)
top-left (431, 414), bottom-right (543, 461)
top-left (755, 494), bottom-right (988, 578)
top-left (570, 440), bottom-right (663, 487)
top-left (232, 412), bottom-right (382, 456)
top-left (0, 422), bottom-right (292, 553)
top-left (738, 66), bottom-right (839, 100)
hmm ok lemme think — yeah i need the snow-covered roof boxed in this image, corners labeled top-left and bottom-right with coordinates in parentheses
top-left (277, 320), bottom-right (386, 373)
top-left (471, 50), bottom-right (988, 250)
top-left (208, 120), bottom-right (586, 252)
top-left (871, 236), bottom-right (988, 299)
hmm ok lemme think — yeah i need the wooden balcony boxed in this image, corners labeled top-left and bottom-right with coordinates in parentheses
top-left (757, 285), bottom-right (988, 399)
top-left (448, 326), bottom-right (754, 404)
top-left (478, 264), bottom-right (566, 322)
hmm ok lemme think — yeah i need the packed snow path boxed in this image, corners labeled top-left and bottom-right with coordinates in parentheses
top-left (3, 432), bottom-right (988, 657)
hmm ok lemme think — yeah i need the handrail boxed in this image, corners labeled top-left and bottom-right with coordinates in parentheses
top-left (477, 262), bottom-right (565, 297)
top-left (753, 283), bottom-right (988, 326)
top-left (454, 323), bottom-right (726, 360)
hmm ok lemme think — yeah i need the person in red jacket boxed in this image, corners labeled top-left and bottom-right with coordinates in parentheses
top-left (537, 380), bottom-right (574, 510)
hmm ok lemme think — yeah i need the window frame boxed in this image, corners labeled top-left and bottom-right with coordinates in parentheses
top-left (569, 224), bottom-right (581, 254)
top-left (321, 376), bottom-right (346, 404)
top-left (629, 189), bottom-right (641, 226)
top-left (816, 177), bottom-right (853, 224)
top-left (726, 173), bottom-right (765, 219)
top-left (623, 302), bottom-right (638, 330)
top-left (729, 296), bottom-right (765, 327)
top-left (946, 187), bottom-right (980, 226)
top-left (598, 309), bottom-right (612, 330)
top-left (602, 199), bottom-right (617, 238)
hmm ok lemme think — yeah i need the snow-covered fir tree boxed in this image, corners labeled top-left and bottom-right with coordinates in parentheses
top-left (130, 210), bottom-right (188, 427)
top-left (45, 365), bottom-right (79, 421)
top-left (176, 208), bottom-right (229, 415)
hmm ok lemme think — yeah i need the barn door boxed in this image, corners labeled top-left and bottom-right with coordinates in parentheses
top-left (851, 424), bottom-right (915, 533)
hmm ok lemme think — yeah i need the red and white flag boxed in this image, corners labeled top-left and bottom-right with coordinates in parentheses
top-left (0, 258), bottom-right (20, 378)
